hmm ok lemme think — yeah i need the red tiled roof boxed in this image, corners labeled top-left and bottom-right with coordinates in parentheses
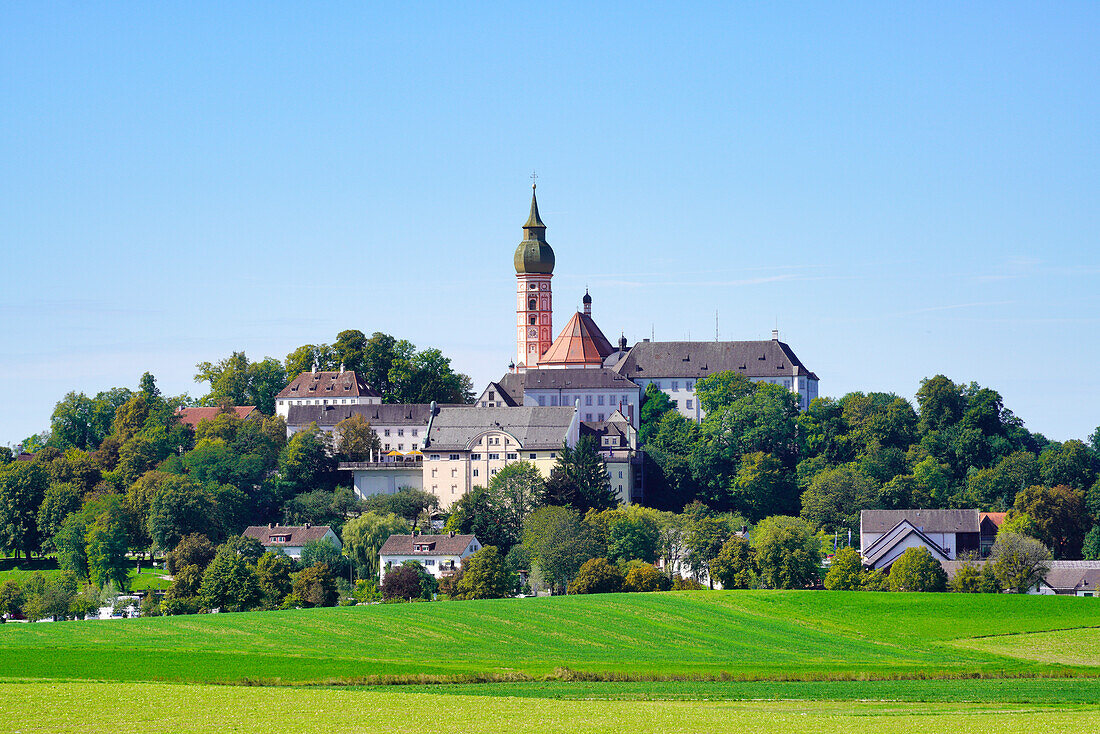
top-left (378, 534), bottom-right (480, 556)
top-left (538, 311), bottom-right (615, 367)
top-left (980, 512), bottom-right (1007, 527)
top-left (177, 406), bottom-right (257, 428)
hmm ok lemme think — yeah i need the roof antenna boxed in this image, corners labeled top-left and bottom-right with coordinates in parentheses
top-left (651, 323), bottom-right (654, 341)
top-left (715, 309), bottom-right (719, 342)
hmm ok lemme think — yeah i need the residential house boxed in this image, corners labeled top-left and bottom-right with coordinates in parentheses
top-left (581, 409), bottom-right (642, 504)
top-left (242, 523), bottom-right (341, 560)
top-left (176, 405), bottom-right (256, 429)
top-left (477, 366), bottom-right (642, 426)
top-left (860, 509), bottom-right (981, 571)
top-left (274, 368), bottom-right (381, 419)
top-left (378, 532), bottom-right (482, 582)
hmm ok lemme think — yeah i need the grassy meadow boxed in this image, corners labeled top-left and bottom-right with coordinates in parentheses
top-left (0, 590), bottom-right (1097, 684)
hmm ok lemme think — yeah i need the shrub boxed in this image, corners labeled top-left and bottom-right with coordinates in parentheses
top-left (293, 563), bottom-right (338, 607)
top-left (454, 546), bottom-right (513, 600)
top-left (381, 564), bottom-right (426, 601)
top-left (623, 563), bottom-right (670, 592)
top-left (568, 558), bottom-right (625, 595)
top-left (823, 546), bottom-right (863, 591)
top-left (754, 516), bottom-right (821, 589)
top-left (671, 574), bottom-right (704, 590)
top-left (888, 547), bottom-right (947, 592)
top-left (991, 531), bottom-right (1051, 593)
top-left (860, 568), bottom-right (889, 591)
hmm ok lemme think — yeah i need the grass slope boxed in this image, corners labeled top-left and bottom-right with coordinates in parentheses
top-left (2, 681), bottom-right (1098, 734)
top-left (958, 627), bottom-right (1100, 667)
top-left (1, 591), bottom-right (1097, 684)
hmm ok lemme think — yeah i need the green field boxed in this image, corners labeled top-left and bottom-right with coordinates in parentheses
top-left (959, 626), bottom-right (1100, 667)
top-left (1, 681), bottom-right (1097, 734)
top-left (0, 590), bottom-right (1097, 684)
top-left (0, 564), bottom-right (171, 592)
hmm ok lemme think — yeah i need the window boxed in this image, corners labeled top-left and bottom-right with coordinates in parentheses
top-left (550, 395), bottom-right (558, 406)
top-left (550, 452), bottom-right (557, 459)
top-left (598, 413), bottom-right (605, 421)
top-left (470, 453), bottom-right (481, 460)
top-left (672, 381), bottom-right (679, 391)
top-left (431, 484), bottom-right (438, 492)
top-left (529, 283), bottom-right (537, 290)
top-left (472, 469), bottom-right (479, 477)
top-left (538, 396), bottom-right (546, 406)
top-left (412, 443), bottom-right (418, 450)
top-left (597, 395), bottom-right (605, 406)
top-left (398, 444), bottom-right (404, 450)
top-left (322, 400), bottom-right (328, 405)
top-left (488, 453), bottom-right (500, 460)
top-left (424, 559), bottom-right (435, 566)
top-left (529, 298), bottom-right (537, 310)
top-left (431, 468), bottom-right (437, 477)
top-left (449, 454), bottom-right (460, 461)
top-left (507, 453), bottom-right (518, 460)
top-left (451, 485), bottom-right (457, 494)
top-left (490, 468), bottom-right (498, 475)
top-left (451, 468), bottom-right (457, 477)
top-left (585, 413), bottom-right (593, 421)
top-left (429, 454), bottom-right (440, 461)
top-left (585, 395), bottom-right (592, 406)
top-left (529, 316), bottom-right (537, 325)
top-left (686, 381), bottom-right (693, 391)
top-left (686, 399), bottom-right (693, 409)
top-left (783, 379), bottom-right (790, 388)
top-left (488, 392), bottom-right (495, 400)
top-left (397, 429), bottom-right (404, 437)
top-left (621, 395), bottom-right (628, 405)
top-left (618, 471), bottom-right (623, 478)
top-left (384, 429), bottom-right (391, 437)
top-left (654, 381), bottom-right (662, 389)
top-left (529, 453), bottom-right (537, 460)
top-left (384, 444), bottom-right (390, 450)
top-left (671, 401), bottom-right (678, 408)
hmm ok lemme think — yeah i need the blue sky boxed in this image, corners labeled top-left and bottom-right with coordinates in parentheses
top-left (2, 3), bottom-right (1097, 445)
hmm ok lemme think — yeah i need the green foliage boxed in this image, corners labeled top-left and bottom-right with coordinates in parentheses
top-left (278, 425), bottom-right (338, 493)
top-left (85, 509), bottom-right (130, 590)
top-left (333, 414), bottom-right (382, 461)
top-left (638, 383), bottom-right (675, 445)
top-left (545, 437), bottom-right (616, 512)
top-left (0, 579), bottom-right (24, 617)
top-left (362, 487), bottom-right (439, 530)
top-left (753, 516), bottom-right (820, 590)
top-left (0, 461), bottom-right (49, 558)
top-left (447, 462), bottom-right (546, 554)
top-left (711, 535), bottom-right (757, 589)
top-left (380, 563), bottom-right (430, 602)
top-left (1082, 526), bottom-right (1100, 560)
top-left (1038, 440), bottom-right (1098, 491)
top-left (622, 563), bottom-right (670, 592)
top-left (605, 508), bottom-right (660, 564)
top-left (728, 451), bottom-right (797, 522)
top-left (255, 551), bottom-right (294, 608)
top-left (166, 533), bottom-right (216, 575)
top-left (299, 537), bottom-right (344, 573)
top-left (916, 375), bottom-right (966, 433)
top-left (147, 475), bottom-right (217, 552)
top-left (949, 561), bottom-right (1000, 593)
top-left (642, 411), bottom-right (700, 511)
top-left (342, 512), bottom-right (408, 581)
top-left (888, 547), bottom-right (947, 592)
top-left (194, 352), bottom-right (287, 416)
top-left (283, 487), bottom-right (363, 536)
top-left (799, 463), bottom-right (876, 533)
top-left (37, 482), bottom-right (82, 552)
top-left (568, 558), bottom-right (624, 594)
top-left (990, 532), bottom-right (1052, 594)
top-left (1013, 484), bottom-right (1087, 559)
top-left (454, 546), bottom-right (513, 600)
top-left (199, 538), bottom-right (262, 612)
top-left (822, 546), bottom-right (862, 591)
top-left (694, 372), bottom-right (755, 414)
top-left (523, 506), bottom-right (596, 594)
top-left (293, 563), bottom-right (338, 607)
top-left (684, 515), bottom-right (737, 587)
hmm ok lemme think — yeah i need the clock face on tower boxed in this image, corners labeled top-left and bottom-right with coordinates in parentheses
top-left (528, 327), bottom-right (538, 338)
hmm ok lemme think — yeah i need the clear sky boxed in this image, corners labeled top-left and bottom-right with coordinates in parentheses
top-left (2, 3), bottom-right (1098, 446)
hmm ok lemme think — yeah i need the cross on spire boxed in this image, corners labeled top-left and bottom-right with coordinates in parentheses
top-left (530, 170), bottom-right (538, 189)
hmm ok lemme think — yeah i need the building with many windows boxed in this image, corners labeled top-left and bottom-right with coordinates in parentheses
top-left (274, 368), bottom-right (381, 419)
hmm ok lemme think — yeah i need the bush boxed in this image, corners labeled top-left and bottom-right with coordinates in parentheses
top-left (859, 568), bottom-right (889, 591)
top-left (381, 564), bottom-right (428, 602)
top-left (823, 547), bottom-right (863, 591)
top-left (568, 558), bottom-right (625, 595)
top-left (292, 563), bottom-right (338, 607)
top-left (888, 547), bottom-right (947, 592)
top-left (671, 574), bottom-right (705, 590)
top-left (754, 516), bottom-right (821, 589)
top-left (454, 546), bottom-right (513, 600)
top-left (623, 563), bottom-right (670, 592)
top-left (140, 593), bottom-right (161, 617)
top-left (991, 531), bottom-right (1051, 593)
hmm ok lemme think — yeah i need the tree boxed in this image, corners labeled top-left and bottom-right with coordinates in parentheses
top-left (0, 579), bottom-right (24, 619)
top-left (300, 537), bottom-right (345, 574)
top-left (623, 563), bottom-right (671, 592)
top-left (698, 382), bottom-right (800, 470)
top-left (333, 329), bottom-right (367, 375)
top-left (822, 546), bottom-right (863, 591)
top-left (283, 487), bottom-right (364, 536)
top-left (1039, 440), bottom-right (1098, 491)
top-left (49, 392), bottom-right (97, 451)
top-left (711, 535), bottom-right (757, 589)
top-left (199, 538), bottom-right (263, 612)
top-left (1013, 484), bottom-right (1087, 559)
top-left (255, 551), bottom-right (294, 608)
top-left (278, 425), bottom-right (337, 493)
top-left (695, 372), bottom-right (755, 414)
top-left (285, 344), bottom-right (338, 382)
top-left (37, 482), bottom-right (82, 552)
top-left (342, 512), bottom-right (409, 581)
top-left (163, 564), bottom-right (204, 615)
top-left (362, 487), bottom-right (439, 530)
top-left (194, 352), bottom-right (287, 415)
top-left (949, 560), bottom-right (998, 593)
top-left (685, 515), bottom-right (734, 588)
top-left (166, 533), bottom-right (217, 575)
top-left (990, 532), bottom-right (1052, 593)
top-left (147, 476), bottom-right (217, 552)
top-left (522, 506), bottom-right (596, 594)
top-left (0, 461), bottom-right (48, 558)
top-left (800, 464), bottom-right (876, 533)
top-left (388, 346), bottom-right (473, 404)
top-left (453, 546), bottom-right (513, 600)
top-left (1082, 526), bottom-right (1100, 561)
top-left (606, 509), bottom-right (660, 564)
top-left (888, 547), bottom-right (947, 592)
top-left (916, 375), bottom-right (965, 433)
top-left (568, 558), bottom-right (625, 594)
top-left (55, 513), bottom-right (89, 579)
top-left (86, 507), bottom-right (131, 590)
top-left (293, 563), bottom-right (338, 607)
top-left (644, 411), bottom-right (701, 510)
top-left (334, 414), bottom-right (382, 461)
top-left (753, 516), bottom-right (821, 590)
top-left (22, 571), bottom-right (78, 622)
top-left (639, 383), bottom-right (675, 445)
top-left (544, 437), bottom-right (616, 512)
top-left (728, 451), bottom-right (797, 522)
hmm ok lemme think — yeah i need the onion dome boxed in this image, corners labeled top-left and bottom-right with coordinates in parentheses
top-left (514, 184), bottom-right (555, 274)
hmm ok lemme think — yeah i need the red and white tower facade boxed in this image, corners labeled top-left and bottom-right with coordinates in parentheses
top-left (513, 184), bottom-right (555, 370)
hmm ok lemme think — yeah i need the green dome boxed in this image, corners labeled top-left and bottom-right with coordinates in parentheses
top-left (514, 185), bottom-right (555, 274)
top-left (514, 239), bottom-right (555, 274)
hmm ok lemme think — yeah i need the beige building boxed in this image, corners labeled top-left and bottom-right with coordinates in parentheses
top-left (421, 405), bottom-right (580, 510)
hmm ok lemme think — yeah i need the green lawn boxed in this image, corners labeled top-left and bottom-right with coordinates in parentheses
top-left (0, 590), bottom-right (1097, 684)
top-left (1, 681), bottom-right (1097, 734)
top-left (0, 564), bottom-right (170, 592)
top-left (957, 626), bottom-right (1100, 667)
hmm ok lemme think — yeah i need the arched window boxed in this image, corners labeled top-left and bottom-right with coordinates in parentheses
top-left (528, 298), bottom-right (537, 310)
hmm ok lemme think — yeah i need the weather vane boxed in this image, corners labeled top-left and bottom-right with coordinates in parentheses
top-left (530, 170), bottom-right (538, 189)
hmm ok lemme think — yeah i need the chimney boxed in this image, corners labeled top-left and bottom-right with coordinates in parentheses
top-left (305, 522), bottom-right (311, 529)
top-left (268, 523), bottom-right (274, 529)
top-left (449, 530), bottom-right (456, 538)
top-left (339, 362), bottom-right (345, 374)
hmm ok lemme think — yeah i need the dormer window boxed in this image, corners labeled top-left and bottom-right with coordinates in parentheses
top-left (269, 535), bottom-right (290, 543)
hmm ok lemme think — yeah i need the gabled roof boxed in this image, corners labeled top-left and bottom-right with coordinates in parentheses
top-left (276, 370), bottom-right (380, 400)
top-left (379, 534), bottom-right (480, 556)
top-left (538, 312), bottom-right (615, 367)
top-left (612, 339), bottom-right (819, 381)
top-left (479, 372), bottom-right (524, 406)
top-left (980, 512), bottom-right (1007, 529)
top-left (243, 524), bottom-right (337, 547)
top-left (1042, 561), bottom-right (1100, 592)
top-left (177, 406), bottom-right (257, 428)
top-left (861, 509), bottom-right (980, 535)
top-left (523, 367), bottom-right (640, 391)
top-left (424, 406), bottom-right (575, 451)
top-left (861, 520), bottom-right (952, 568)
top-left (287, 403), bottom-right (437, 428)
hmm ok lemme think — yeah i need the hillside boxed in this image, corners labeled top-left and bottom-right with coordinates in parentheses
top-left (1, 590), bottom-right (1097, 684)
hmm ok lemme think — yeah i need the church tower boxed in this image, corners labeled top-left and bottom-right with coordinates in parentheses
top-left (514, 183), bottom-right (555, 370)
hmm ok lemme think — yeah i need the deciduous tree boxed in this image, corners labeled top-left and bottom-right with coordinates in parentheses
top-left (888, 547), bottom-right (947, 592)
